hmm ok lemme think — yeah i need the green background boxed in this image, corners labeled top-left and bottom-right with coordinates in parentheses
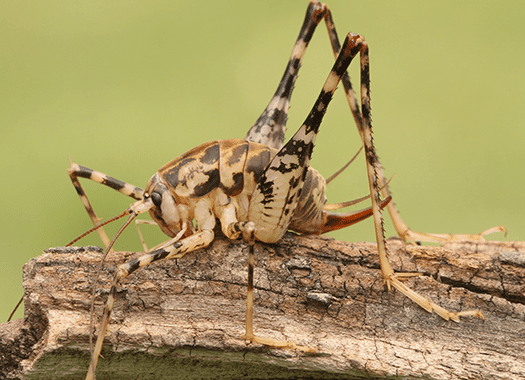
top-left (2, 1), bottom-right (524, 321)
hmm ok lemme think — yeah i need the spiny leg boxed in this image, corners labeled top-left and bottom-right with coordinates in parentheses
top-left (248, 33), bottom-right (363, 243)
top-left (68, 161), bottom-right (144, 249)
top-left (242, 1), bottom-right (389, 225)
top-left (248, 0), bottom-right (505, 243)
top-left (243, 0), bottom-right (487, 320)
top-left (354, 37), bottom-right (394, 285)
top-left (354, 36), bottom-right (483, 321)
top-left (320, 7), bottom-right (505, 244)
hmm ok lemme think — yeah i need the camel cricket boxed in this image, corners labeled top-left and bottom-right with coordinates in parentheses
top-left (63, 1), bottom-right (505, 378)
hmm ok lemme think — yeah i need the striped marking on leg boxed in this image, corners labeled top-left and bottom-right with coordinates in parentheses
top-left (68, 163), bottom-right (143, 200)
top-left (245, 0), bottom-right (328, 149)
top-left (357, 40), bottom-right (394, 280)
top-left (86, 229), bottom-right (214, 380)
top-left (248, 33), bottom-right (364, 243)
top-left (68, 161), bottom-right (144, 249)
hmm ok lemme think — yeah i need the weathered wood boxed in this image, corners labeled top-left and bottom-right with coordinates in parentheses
top-left (1, 235), bottom-right (524, 379)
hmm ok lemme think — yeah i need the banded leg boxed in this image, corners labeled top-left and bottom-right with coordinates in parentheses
top-left (320, 8), bottom-right (506, 244)
top-left (10, 162), bottom-right (142, 322)
top-left (237, 34), bottom-right (362, 352)
top-left (85, 229), bottom-right (215, 380)
top-left (68, 161), bottom-right (144, 249)
top-left (246, 0), bottom-right (486, 320)
top-left (245, 0), bottom-right (327, 150)
top-left (246, 0), bottom-right (505, 243)
top-left (353, 36), bottom-right (483, 321)
top-left (248, 33), bottom-right (362, 243)
top-left (243, 1), bottom-right (377, 218)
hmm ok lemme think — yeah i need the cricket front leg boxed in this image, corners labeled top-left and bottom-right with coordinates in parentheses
top-left (85, 230), bottom-right (215, 380)
top-left (68, 160), bottom-right (144, 249)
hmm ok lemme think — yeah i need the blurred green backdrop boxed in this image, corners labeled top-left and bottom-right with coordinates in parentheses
top-left (2, 1), bottom-right (524, 321)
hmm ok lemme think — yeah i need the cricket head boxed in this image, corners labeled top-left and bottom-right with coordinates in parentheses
top-left (66, 170), bottom-right (188, 249)
top-left (142, 172), bottom-right (185, 239)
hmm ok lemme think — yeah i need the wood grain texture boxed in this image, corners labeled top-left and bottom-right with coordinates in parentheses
top-left (1, 235), bottom-right (524, 379)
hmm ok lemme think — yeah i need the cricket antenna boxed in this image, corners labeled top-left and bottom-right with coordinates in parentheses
top-left (66, 210), bottom-right (130, 247)
top-left (8, 209), bottom-right (134, 322)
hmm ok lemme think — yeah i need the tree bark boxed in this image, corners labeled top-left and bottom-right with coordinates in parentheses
top-left (1, 235), bottom-right (524, 379)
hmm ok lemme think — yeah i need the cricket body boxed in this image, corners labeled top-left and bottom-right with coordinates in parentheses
top-left (66, 2), bottom-right (506, 379)
top-left (138, 138), bottom-right (381, 243)
top-left (74, 34), bottom-right (379, 380)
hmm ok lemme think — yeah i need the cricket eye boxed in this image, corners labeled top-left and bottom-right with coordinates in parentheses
top-left (151, 192), bottom-right (162, 207)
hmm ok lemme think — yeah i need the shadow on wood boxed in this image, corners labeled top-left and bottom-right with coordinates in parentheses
top-left (1, 235), bottom-right (524, 379)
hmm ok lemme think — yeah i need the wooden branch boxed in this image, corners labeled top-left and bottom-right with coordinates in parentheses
top-left (2, 235), bottom-right (525, 379)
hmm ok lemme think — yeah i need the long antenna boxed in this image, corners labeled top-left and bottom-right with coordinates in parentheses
top-left (67, 210), bottom-right (130, 247)
top-left (6, 210), bottom-right (132, 322)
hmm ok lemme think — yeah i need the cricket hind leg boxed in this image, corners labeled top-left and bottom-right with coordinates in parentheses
top-left (242, 0), bottom-right (488, 322)
top-left (245, 0), bottom-right (329, 150)
top-left (241, 33), bottom-right (363, 352)
top-left (321, 6), bottom-right (505, 245)
top-left (338, 30), bottom-right (484, 321)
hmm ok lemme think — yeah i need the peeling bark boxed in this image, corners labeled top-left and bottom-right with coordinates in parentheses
top-left (1, 235), bottom-right (524, 379)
